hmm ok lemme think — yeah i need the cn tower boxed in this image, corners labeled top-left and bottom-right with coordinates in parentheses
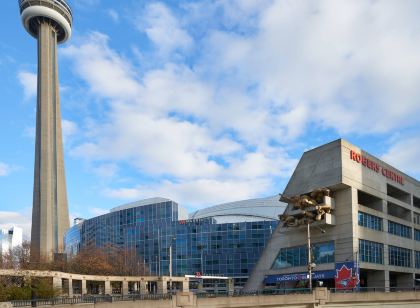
top-left (19, 0), bottom-right (72, 262)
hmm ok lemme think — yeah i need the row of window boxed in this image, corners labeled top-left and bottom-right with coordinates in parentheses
top-left (358, 211), bottom-right (419, 240)
top-left (388, 221), bottom-right (412, 238)
top-left (271, 241), bottom-right (335, 269)
top-left (359, 239), bottom-right (420, 268)
top-left (272, 239), bottom-right (420, 270)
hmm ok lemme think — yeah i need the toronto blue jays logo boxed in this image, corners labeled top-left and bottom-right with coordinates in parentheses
top-left (335, 263), bottom-right (359, 289)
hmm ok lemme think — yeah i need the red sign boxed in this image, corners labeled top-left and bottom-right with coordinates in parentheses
top-left (195, 272), bottom-right (202, 278)
top-left (350, 150), bottom-right (404, 185)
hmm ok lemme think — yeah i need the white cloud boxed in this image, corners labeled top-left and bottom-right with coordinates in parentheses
top-left (136, 2), bottom-right (192, 56)
top-left (17, 71), bottom-right (37, 100)
top-left (103, 178), bottom-right (273, 209)
top-left (92, 163), bottom-right (119, 178)
top-left (0, 162), bottom-right (11, 176)
top-left (108, 9), bottom-right (119, 23)
top-left (62, 32), bottom-right (141, 100)
top-left (0, 209), bottom-right (32, 240)
top-left (62, 119), bottom-right (79, 141)
top-left (199, 0), bottom-right (420, 134)
top-left (382, 137), bottom-right (420, 176)
top-left (61, 0), bottom-right (420, 208)
top-left (89, 207), bottom-right (109, 216)
top-left (62, 32), bottom-right (297, 206)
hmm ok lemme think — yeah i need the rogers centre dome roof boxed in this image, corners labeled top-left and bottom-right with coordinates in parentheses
top-left (189, 195), bottom-right (286, 223)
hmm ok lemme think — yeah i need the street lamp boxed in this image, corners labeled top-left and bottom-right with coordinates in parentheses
top-left (279, 189), bottom-right (331, 293)
top-left (307, 222), bottom-right (325, 292)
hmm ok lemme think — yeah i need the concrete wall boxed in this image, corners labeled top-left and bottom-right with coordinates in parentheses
top-left (5, 290), bottom-right (420, 308)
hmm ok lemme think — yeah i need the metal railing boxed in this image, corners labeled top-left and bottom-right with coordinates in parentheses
top-left (10, 294), bottom-right (172, 307)
top-left (330, 286), bottom-right (420, 293)
top-left (7, 287), bottom-right (420, 306)
top-left (195, 288), bottom-right (311, 298)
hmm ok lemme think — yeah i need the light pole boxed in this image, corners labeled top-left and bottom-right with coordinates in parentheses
top-left (307, 222), bottom-right (326, 292)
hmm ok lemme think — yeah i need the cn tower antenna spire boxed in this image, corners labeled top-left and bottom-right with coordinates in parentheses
top-left (19, 0), bottom-right (72, 262)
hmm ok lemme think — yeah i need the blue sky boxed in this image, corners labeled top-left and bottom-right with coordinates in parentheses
top-left (1, 0), bottom-right (420, 238)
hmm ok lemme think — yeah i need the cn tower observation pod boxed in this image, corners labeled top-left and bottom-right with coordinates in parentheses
top-left (19, 0), bottom-right (72, 44)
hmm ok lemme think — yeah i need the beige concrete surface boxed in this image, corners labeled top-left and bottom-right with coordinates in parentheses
top-left (5, 290), bottom-right (420, 308)
top-left (245, 139), bottom-right (420, 291)
top-left (29, 17), bottom-right (70, 263)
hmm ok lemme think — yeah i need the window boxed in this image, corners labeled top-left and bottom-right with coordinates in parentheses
top-left (271, 241), bottom-right (334, 269)
top-left (414, 213), bottom-right (420, 225)
top-left (415, 230), bottom-right (420, 242)
top-left (389, 245), bottom-right (411, 267)
top-left (388, 221), bottom-right (412, 239)
top-left (358, 211), bottom-right (382, 231)
top-left (313, 241), bottom-right (335, 264)
top-left (416, 251), bottom-right (420, 269)
top-left (359, 239), bottom-right (383, 264)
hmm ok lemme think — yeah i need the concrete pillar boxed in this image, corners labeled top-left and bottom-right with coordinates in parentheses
top-left (227, 278), bottom-right (234, 295)
top-left (140, 281), bottom-right (148, 295)
top-left (157, 278), bottom-right (167, 294)
top-left (81, 280), bottom-right (87, 295)
top-left (182, 280), bottom-right (189, 292)
top-left (105, 281), bottom-right (111, 295)
top-left (122, 281), bottom-right (129, 296)
top-left (53, 277), bottom-right (62, 294)
top-left (384, 270), bottom-right (390, 289)
top-left (68, 279), bottom-right (73, 297)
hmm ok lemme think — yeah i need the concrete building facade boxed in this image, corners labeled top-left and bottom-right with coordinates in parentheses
top-left (18, 0), bottom-right (72, 261)
top-left (246, 139), bottom-right (420, 290)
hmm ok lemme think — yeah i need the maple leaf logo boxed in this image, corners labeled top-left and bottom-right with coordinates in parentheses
top-left (335, 264), bottom-right (359, 289)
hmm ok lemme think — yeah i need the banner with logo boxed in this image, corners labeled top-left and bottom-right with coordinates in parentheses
top-left (335, 261), bottom-right (359, 290)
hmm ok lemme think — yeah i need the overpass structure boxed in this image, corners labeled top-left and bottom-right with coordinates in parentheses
top-left (3, 288), bottom-right (420, 308)
top-left (0, 269), bottom-right (189, 296)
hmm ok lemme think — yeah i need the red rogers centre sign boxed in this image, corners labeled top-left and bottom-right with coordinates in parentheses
top-left (350, 150), bottom-right (404, 185)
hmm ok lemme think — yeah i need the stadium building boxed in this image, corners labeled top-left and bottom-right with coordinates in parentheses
top-left (245, 139), bottom-right (420, 291)
top-left (64, 196), bottom-right (285, 288)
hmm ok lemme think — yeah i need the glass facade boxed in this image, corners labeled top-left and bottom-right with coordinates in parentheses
top-left (389, 245), bottom-right (412, 267)
top-left (271, 241), bottom-right (334, 269)
top-left (65, 200), bottom-right (277, 282)
top-left (388, 221), bottom-right (412, 239)
top-left (359, 239), bottom-right (383, 264)
top-left (358, 211), bottom-right (383, 231)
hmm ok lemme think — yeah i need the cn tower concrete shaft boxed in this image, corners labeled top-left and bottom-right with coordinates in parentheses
top-left (31, 21), bottom-right (70, 262)
top-left (19, 0), bottom-right (73, 262)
